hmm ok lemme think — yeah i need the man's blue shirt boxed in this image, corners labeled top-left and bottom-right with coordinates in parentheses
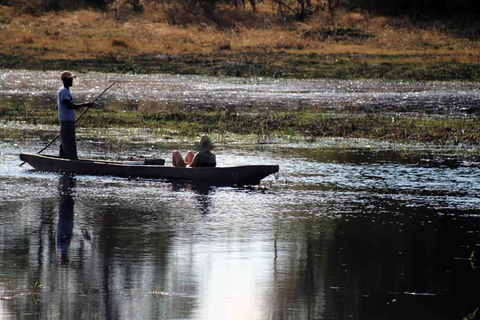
top-left (58, 87), bottom-right (75, 122)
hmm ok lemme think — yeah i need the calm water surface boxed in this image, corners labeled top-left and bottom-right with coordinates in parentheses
top-left (1, 71), bottom-right (480, 319)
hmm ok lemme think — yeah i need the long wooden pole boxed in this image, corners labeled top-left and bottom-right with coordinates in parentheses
top-left (74, 82), bottom-right (116, 123)
top-left (20, 82), bottom-right (116, 166)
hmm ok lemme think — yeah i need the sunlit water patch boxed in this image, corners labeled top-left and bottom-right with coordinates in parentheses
top-left (2, 69), bottom-right (479, 114)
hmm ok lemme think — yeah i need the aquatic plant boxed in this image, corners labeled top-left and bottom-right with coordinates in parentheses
top-left (0, 282), bottom-right (15, 301)
top-left (1, 106), bottom-right (479, 146)
top-left (30, 281), bottom-right (42, 305)
top-left (471, 251), bottom-right (477, 270)
top-left (464, 307), bottom-right (479, 320)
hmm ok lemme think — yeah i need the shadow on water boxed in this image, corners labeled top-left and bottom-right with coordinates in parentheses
top-left (171, 181), bottom-right (214, 215)
top-left (328, 201), bottom-right (480, 319)
top-left (169, 181), bottom-right (272, 215)
top-left (268, 196), bottom-right (480, 320)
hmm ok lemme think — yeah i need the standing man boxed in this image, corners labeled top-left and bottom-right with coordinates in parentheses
top-left (58, 71), bottom-right (92, 160)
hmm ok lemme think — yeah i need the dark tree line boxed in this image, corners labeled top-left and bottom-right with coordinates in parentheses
top-left (0, 0), bottom-right (111, 12)
top-left (348, 0), bottom-right (480, 20)
top-left (2, 0), bottom-right (478, 22)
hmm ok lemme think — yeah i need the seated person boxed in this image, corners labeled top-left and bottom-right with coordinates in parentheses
top-left (172, 136), bottom-right (216, 168)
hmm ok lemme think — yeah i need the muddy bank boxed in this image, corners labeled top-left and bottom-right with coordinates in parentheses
top-left (2, 52), bottom-right (480, 81)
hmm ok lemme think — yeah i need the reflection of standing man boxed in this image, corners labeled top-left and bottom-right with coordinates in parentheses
top-left (58, 71), bottom-right (92, 160)
top-left (57, 174), bottom-right (75, 266)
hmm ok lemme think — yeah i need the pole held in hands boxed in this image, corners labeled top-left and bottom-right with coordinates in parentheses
top-left (75, 82), bottom-right (116, 123)
top-left (19, 82), bottom-right (116, 166)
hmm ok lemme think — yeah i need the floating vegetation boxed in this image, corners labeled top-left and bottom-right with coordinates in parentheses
top-left (0, 285), bottom-right (14, 301)
top-left (0, 295), bottom-right (14, 301)
top-left (471, 251), bottom-right (478, 270)
top-left (0, 280), bottom-right (42, 303)
top-left (464, 307), bottom-right (480, 320)
top-left (1, 107), bottom-right (479, 147)
top-left (30, 281), bottom-right (42, 305)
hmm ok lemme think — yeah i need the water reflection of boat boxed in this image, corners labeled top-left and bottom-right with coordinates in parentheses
top-left (20, 153), bottom-right (279, 185)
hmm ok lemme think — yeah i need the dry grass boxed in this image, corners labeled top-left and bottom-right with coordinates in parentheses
top-left (0, 4), bottom-right (479, 63)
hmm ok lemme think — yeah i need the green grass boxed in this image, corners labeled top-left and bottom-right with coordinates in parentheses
top-left (2, 105), bottom-right (479, 145)
top-left (1, 52), bottom-right (480, 81)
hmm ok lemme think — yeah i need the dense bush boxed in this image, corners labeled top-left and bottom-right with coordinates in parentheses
top-left (5, 0), bottom-right (113, 12)
top-left (348, 0), bottom-right (479, 20)
top-left (3, 0), bottom-right (479, 22)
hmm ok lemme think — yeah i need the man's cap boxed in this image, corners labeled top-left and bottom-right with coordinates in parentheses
top-left (60, 71), bottom-right (76, 80)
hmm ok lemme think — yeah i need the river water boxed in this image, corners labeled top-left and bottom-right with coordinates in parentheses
top-left (1, 70), bottom-right (480, 319)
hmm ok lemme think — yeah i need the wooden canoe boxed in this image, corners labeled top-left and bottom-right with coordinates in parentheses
top-left (19, 153), bottom-right (279, 185)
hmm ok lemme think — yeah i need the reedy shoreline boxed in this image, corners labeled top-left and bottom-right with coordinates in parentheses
top-left (2, 107), bottom-right (479, 147)
top-left (1, 52), bottom-right (480, 81)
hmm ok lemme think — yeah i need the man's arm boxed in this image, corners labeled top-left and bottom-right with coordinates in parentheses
top-left (62, 99), bottom-right (93, 109)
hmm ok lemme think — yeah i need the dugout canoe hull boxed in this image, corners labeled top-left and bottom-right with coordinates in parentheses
top-left (19, 153), bottom-right (279, 185)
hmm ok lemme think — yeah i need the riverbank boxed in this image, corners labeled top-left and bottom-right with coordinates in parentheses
top-left (1, 7), bottom-right (480, 81)
top-left (2, 51), bottom-right (480, 81)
